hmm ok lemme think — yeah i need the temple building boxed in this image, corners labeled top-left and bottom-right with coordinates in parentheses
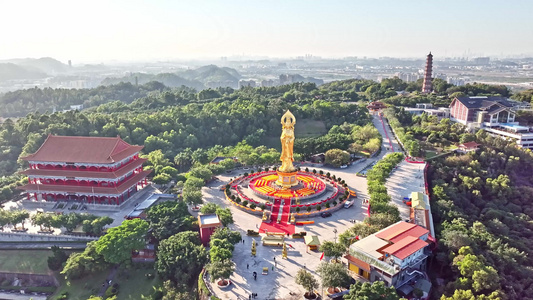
top-left (19, 135), bottom-right (151, 205)
top-left (421, 52), bottom-right (433, 93)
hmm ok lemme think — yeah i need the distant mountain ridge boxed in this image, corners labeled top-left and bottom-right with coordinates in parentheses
top-left (102, 65), bottom-right (241, 89)
top-left (0, 57), bottom-right (69, 75)
top-left (179, 64), bottom-right (240, 84)
top-left (101, 73), bottom-right (205, 90)
top-left (0, 63), bottom-right (47, 81)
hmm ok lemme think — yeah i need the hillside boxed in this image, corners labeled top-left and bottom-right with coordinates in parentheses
top-left (0, 63), bottom-right (47, 81)
top-left (179, 65), bottom-right (240, 87)
top-left (0, 57), bottom-right (69, 74)
top-left (101, 73), bottom-right (204, 90)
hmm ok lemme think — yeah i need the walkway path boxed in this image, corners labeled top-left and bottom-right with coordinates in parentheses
top-left (0, 292), bottom-right (47, 300)
top-left (372, 113), bottom-right (401, 154)
top-left (385, 161), bottom-right (426, 221)
top-left (0, 241), bottom-right (88, 249)
top-left (97, 264), bottom-right (119, 297)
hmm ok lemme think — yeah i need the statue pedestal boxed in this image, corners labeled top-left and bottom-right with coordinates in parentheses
top-left (276, 170), bottom-right (298, 188)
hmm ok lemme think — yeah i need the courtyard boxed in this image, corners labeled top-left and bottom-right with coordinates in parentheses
top-left (198, 149), bottom-right (395, 299)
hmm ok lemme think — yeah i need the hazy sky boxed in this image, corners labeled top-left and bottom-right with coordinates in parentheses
top-left (2, 0), bottom-right (532, 63)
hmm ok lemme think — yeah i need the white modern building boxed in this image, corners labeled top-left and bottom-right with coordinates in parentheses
top-left (404, 103), bottom-right (450, 120)
top-left (449, 96), bottom-right (533, 149)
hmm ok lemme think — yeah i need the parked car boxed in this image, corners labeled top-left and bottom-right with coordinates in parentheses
top-left (321, 212), bottom-right (332, 218)
top-left (340, 165), bottom-right (348, 169)
top-left (344, 200), bottom-right (354, 208)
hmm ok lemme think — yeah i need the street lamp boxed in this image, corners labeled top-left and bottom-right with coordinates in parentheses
top-left (333, 228), bottom-right (338, 243)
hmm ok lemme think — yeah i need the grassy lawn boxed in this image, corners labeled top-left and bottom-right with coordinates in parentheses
top-left (0, 250), bottom-right (53, 275)
top-left (51, 270), bottom-right (109, 300)
top-left (295, 119), bottom-right (327, 138)
top-left (115, 265), bottom-right (162, 300)
top-left (51, 264), bottom-right (161, 300)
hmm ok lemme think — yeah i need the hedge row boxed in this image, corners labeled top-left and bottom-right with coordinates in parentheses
top-left (366, 152), bottom-right (404, 217)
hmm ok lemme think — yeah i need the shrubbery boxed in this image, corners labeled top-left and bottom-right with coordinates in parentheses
top-left (47, 246), bottom-right (68, 271)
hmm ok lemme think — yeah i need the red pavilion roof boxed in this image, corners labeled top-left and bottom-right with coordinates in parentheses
top-left (21, 135), bottom-right (143, 164)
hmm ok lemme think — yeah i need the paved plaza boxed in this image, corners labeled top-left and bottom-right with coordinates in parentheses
top-left (2, 185), bottom-right (158, 234)
top-left (198, 115), bottom-right (424, 299)
top-left (200, 150), bottom-right (398, 299)
top-left (201, 165), bottom-right (368, 300)
top-left (386, 161), bottom-right (427, 221)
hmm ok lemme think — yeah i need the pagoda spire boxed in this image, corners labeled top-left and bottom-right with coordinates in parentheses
top-left (422, 52), bottom-right (433, 94)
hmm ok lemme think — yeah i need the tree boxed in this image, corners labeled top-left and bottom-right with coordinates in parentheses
top-left (215, 207), bottom-right (234, 226)
top-left (209, 245), bottom-right (233, 262)
top-left (219, 158), bottom-right (235, 170)
top-left (210, 227), bottom-right (242, 245)
top-left (156, 231), bottom-right (208, 285)
top-left (11, 210), bottom-right (29, 230)
top-left (61, 241), bottom-right (108, 280)
top-left (144, 150), bottom-right (171, 174)
top-left (90, 216), bottom-right (114, 235)
top-left (325, 149), bottom-right (350, 167)
top-left (47, 246), bottom-right (68, 271)
top-left (295, 268), bottom-right (319, 297)
top-left (60, 213), bottom-right (83, 232)
top-left (206, 259), bottom-right (234, 284)
top-left (344, 281), bottom-right (400, 300)
top-left (146, 201), bottom-right (196, 241)
top-left (0, 210), bottom-right (11, 231)
top-left (152, 173), bottom-right (172, 185)
top-left (182, 187), bottom-right (203, 206)
top-left (200, 202), bottom-right (219, 214)
top-left (472, 266), bottom-right (499, 292)
top-left (161, 281), bottom-right (194, 300)
top-left (31, 212), bottom-right (55, 231)
top-left (160, 166), bottom-right (178, 178)
top-left (316, 262), bottom-right (351, 291)
top-left (94, 219), bottom-right (149, 264)
top-left (319, 241), bottom-right (346, 261)
top-left (189, 166), bottom-right (213, 181)
top-left (184, 176), bottom-right (205, 189)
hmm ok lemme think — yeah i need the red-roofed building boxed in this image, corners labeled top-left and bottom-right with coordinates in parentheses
top-left (366, 101), bottom-right (387, 111)
top-left (457, 142), bottom-right (480, 153)
top-left (18, 135), bottom-right (151, 205)
top-left (347, 221), bottom-right (432, 292)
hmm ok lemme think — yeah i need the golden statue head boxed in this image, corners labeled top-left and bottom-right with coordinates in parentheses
top-left (281, 110), bottom-right (296, 129)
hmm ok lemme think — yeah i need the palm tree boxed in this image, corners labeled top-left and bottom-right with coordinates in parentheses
top-left (174, 151), bottom-right (191, 172)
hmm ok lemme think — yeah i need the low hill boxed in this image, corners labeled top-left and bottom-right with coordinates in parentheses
top-left (179, 65), bottom-right (240, 88)
top-left (101, 73), bottom-right (204, 90)
top-left (0, 63), bottom-right (47, 81)
top-left (1, 57), bottom-right (69, 74)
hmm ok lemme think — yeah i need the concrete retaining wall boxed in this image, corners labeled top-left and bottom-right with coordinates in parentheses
top-left (0, 272), bottom-right (59, 287)
top-left (0, 232), bottom-right (97, 242)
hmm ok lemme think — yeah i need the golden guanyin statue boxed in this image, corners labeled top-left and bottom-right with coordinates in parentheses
top-left (279, 110), bottom-right (296, 173)
top-left (276, 110), bottom-right (298, 188)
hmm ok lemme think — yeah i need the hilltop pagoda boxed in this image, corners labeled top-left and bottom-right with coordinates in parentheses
top-left (19, 135), bottom-right (151, 205)
top-left (422, 52), bottom-right (433, 93)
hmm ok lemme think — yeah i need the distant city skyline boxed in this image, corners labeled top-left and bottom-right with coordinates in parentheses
top-left (2, 0), bottom-right (533, 63)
